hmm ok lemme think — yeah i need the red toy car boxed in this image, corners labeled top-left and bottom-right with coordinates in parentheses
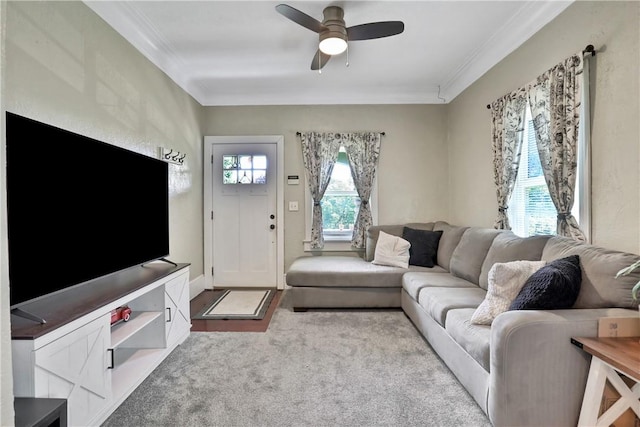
top-left (110, 306), bottom-right (132, 325)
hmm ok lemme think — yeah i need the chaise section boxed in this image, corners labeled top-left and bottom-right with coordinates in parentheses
top-left (289, 286), bottom-right (402, 311)
top-left (286, 256), bottom-right (415, 288)
top-left (286, 255), bottom-right (434, 310)
top-left (286, 222), bottom-right (446, 311)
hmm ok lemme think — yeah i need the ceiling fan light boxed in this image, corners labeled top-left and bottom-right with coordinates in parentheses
top-left (319, 36), bottom-right (347, 55)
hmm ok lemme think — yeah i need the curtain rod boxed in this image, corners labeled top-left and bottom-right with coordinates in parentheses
top-left (486, 44), bottom-right (597, 110)
top-left (296, 131), bottom-right (385, 136)
top-left (582, 44), bottom-right (596, 56)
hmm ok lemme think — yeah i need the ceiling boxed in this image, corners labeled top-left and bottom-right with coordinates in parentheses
top-left (84, 1), bottom-right (573, 106)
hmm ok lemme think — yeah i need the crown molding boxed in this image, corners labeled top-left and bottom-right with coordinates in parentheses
top-left (202, 88), bottom-right (448, 107)
top-left (84, 1), bottom-right (209, 104)
top-left (439, 0), bottom-right (573, 102)
top-left (86, 1), bottom-right (573, 106)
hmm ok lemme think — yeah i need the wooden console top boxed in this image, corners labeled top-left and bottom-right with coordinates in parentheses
top-left (11, 262), bottom-right (190, 340)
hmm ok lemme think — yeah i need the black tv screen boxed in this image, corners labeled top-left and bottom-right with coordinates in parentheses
top-left (6, 112), bottom-right (170, 308)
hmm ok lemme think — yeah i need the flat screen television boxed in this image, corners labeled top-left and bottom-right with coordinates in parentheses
top-left (6, 112), bottom-right (170, 319)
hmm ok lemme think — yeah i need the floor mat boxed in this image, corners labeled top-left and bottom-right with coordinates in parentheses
top-left (192, 289), bottom-right (275, 320)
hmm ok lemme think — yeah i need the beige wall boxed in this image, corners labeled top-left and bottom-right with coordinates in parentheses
top-left (1, 2), bottom-right (204, 422)
top-left (3, 0), bottom-right (204, 276)
top-left (202, 105), bottom-right (449, 268)
top-left (447, 1), bottom-right (640, 254)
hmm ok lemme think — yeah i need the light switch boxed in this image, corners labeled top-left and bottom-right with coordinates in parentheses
top-left (289, 201), bottom-right (299, 211)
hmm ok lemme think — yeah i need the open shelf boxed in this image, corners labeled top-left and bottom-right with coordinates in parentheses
top-left (110, 311), bottom-right (163, 348)
top-left (112, 348), bottom-right (165, 398)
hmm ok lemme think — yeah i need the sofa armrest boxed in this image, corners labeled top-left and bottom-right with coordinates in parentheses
top-left (488, 308), bottom-right (637, 427)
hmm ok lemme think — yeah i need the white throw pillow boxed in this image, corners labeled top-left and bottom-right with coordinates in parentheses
top-left (470, 260), bottom-right (546, 325)
top-left (371, 231), bottom-right (411, 269)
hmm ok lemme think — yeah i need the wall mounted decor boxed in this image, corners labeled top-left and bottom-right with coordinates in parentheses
top-left (158, 147), bottom-right (186, 165)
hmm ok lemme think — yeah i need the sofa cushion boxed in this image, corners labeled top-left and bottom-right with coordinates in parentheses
top-left (418, 287), bottom-right (487, 326)
top-left (449, 228), bottom-right (503, 285)
top-left (402, 228), bottom-right (443, 268)
top-left (402, 271), bottom-right (474, 300)
top-left (286, 256), bottom-right (433, 288)
top-left (509, 255), bottom-right (582, 310)
top-left (445, 308), bottom-right (491, 371)
top-left (471, 260), bottom-right (546, 325)
top-left (371, 231), bottom-right (410, 268)
top-left (479, 232), bottom-right (552, 290)
top-left (433, 222), bottom-right (468, 271)
top-left (542, 237), bottom-right (640, 309)
top-left (365, 222), bottom-right (434, 262)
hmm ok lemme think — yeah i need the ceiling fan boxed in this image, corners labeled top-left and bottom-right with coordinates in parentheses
top-left (276, 3), bottom-right (404, 70)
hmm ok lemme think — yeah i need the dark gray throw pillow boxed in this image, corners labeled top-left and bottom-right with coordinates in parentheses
top-left (509, 255), bottom-right (582, 310)
top-left (402, 227), bottom-right (443, 268)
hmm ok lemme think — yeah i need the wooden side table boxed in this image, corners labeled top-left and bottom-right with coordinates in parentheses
top-left (571, 336), bottom-right (640, 427)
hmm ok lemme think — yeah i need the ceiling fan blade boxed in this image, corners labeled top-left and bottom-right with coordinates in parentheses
top-left (310, 49), bottom-right (331, 70)
top-left (276, 4), bottom-right (326, 33)
top-left (347, 21), bottom-right (405, 41)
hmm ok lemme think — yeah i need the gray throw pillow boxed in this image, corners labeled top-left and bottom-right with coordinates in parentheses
top-left (402, 227), bottom-right (443, 268)
top-left (509, 255), bottom-right (582, 310)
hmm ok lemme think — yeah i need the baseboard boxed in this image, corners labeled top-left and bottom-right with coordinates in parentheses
top-left (189, 274), bottom-right (206, 300)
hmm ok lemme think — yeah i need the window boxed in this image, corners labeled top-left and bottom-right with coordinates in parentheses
top-left (508, 106), bottom-right (586, 237)
top-left (322, 148), bottom-right (359, 241)
top-left (304, 146), bottom-right (377, 250)
top-left (222, 154), bottom-right (267, 184)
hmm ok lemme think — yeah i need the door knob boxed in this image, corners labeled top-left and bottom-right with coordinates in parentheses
top-left (270, 224), bottom-right (275, 230)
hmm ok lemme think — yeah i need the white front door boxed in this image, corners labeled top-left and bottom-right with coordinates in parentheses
top-left (210, 143), bottom-right (277, 287)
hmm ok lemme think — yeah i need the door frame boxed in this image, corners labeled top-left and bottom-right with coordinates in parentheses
top-left (204, 135), bottom-right (285, 290)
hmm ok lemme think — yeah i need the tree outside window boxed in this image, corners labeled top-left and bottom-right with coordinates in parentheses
top-left (321, 148), bottom-right (360, 239)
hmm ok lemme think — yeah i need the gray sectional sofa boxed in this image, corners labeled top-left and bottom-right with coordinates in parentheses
top-left (285, 221), bottom-right (640, 427)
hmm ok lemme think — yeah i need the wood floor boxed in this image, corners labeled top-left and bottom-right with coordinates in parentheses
top-left (189, 288), bottom-right (282, 332)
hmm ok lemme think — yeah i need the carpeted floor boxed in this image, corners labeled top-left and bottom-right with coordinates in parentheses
top-left (102, 291), bottom-right (491, 427)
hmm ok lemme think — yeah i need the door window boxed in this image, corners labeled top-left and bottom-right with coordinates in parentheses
top-left (222, 154), bottom-right (267, 184)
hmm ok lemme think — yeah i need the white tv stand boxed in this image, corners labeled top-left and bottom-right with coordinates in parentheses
top-left (11, 262), bottom-right (191, 426)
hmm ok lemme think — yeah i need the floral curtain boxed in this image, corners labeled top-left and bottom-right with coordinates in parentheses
top-left (299, 132), bottom-right (341, 248)
top-left (343, 132), bottom-right (382, 248)
top-left (527, 53), bottom-right (586, 241)
top-left (491, 88), bottom-right (528, 229)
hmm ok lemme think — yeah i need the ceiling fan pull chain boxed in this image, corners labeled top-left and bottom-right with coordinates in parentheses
top-left (319, 53), bottom-right (322, 74)
top-left (346, 44), bottom-right (350, 67)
